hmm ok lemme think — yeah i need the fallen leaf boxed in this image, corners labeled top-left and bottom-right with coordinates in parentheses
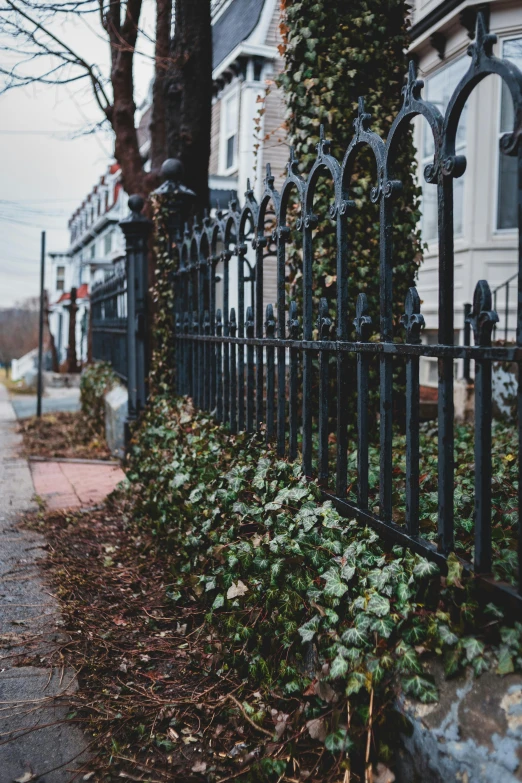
top-left (314, 680), bottom-right (338, 703)
top-left (83, 774), bottom-right (95, 782)
top-left (306, 717), bottom-right (327, 742)
top-left (191, 761), bottom-right (207, 773)
top-left (227, 580), bottom-right (248, 599)
top-left (14, 774), bottom-right (36, 783)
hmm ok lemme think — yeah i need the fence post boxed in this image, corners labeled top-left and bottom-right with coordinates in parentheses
top-left (152, 159), bottom-right (196, 393)
top-left (154, 158), bottom-right (196, 253)
top-left (120, 195), bottom-right (153, 436)
top-left (463, 302), bottom-right (472, 383)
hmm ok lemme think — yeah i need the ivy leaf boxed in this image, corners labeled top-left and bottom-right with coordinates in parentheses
top-left (472, 655), bottom-right (489, 677)
top-left (330, 654), bottom-right (349, 679)
top-left (446, 553), bottom-right (464, 588)
top-left (212, 594), bottom-right (224, 610)
top-left (462, 637), bottom-right (484, 662)
top-left (341, 563), bottom-right (356, 582)
top-left (345, 671), bottom-right (366, 696)
top-left (298, 615), bottom-right (321, 643)
top-left (325, 727), bottom-right (352, 753)
top-left (367, 593), bottom-right (390, 617)
top-left (341, 626), bottom-right (369, 648)
top-left (497, 646), bottom-right (515, 675)
top-left (322, 568), bottom-right (349, 598)
top-left (402, 675), bottom-right (438, 703)
top-left (438, 624), bottom-right (458, 647)
top-left (396, 582), bottom-right (411, 604)
top-left (396, 646), bottom-right (422, 674)
top-left (413, 558), bottom-right (439, 579)
top-left (370, 616), bottom-right (394, 639)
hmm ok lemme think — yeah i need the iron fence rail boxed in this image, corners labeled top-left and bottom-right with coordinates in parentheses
top-left (91, 272), bottom-right (128, 382)
top-left (165, 13), bottom-right (522, 609)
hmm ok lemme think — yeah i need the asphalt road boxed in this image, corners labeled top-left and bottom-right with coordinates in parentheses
top-left (11, 394), bottom-right (81, 419)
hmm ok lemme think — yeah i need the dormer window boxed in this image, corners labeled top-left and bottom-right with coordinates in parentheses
top-left (56, 266), bottom-right (65, 291)
top-left (221, 89), bottom-right (239, 173)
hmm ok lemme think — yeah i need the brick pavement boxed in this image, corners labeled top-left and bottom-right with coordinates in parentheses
top-left (31, 460), bottom-right (125, 509)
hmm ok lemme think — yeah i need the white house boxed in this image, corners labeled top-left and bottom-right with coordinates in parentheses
top-left (48, 163), bottom-right (127, 367)
top-left (410, 0), bottom-right (522, 387)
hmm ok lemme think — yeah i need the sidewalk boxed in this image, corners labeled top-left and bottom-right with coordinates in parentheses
top-left (0, 384), bottom-right (91, 781)
top-left (31, 461), bottom-right (125, 510)
top-left (11, 387), bottom-right (81, 420)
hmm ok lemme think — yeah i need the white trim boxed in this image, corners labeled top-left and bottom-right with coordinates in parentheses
top-left (493, 30), bottom-right (522, 234)
top-left (408, 0), bottom-right (479, 52)
top-left (246, 0), bottom-right (277, 46)
top-left (211, 0), bottom-right (234, 23)
top-left (219, 84), bottom-right (240, 176)
top-left (213, 43), bottom-right (278, 81)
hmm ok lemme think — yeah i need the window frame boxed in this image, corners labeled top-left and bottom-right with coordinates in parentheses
top-left (419, 54), bottom-right (469, 246)
top-left (219, 84), bottom-right (240, 176)
top-left (493, 32), bottom-right (522, 235)
top-left (56, 265), bottom-right (65, 292)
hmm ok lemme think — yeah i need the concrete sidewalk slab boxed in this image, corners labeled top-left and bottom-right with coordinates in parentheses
top-left (31, 461), bottom-right (125, 509)
top-left (0, 384), bottom-right (91, 781)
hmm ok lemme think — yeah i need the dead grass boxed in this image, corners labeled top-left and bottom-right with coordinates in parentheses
top-left (22, 496), bottom-right (351, 782)
top-left (0, 366), bottom-right (36, 395)
top-left (18, 411), bottom-right (114, 460)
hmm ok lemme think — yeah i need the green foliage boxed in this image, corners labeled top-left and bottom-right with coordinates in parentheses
top-left (279, 0), bottom-right (423, 423)
top-left (80, 362), bottom-right (118, 435)
top-left (127, 397), bottom-right (522, 767)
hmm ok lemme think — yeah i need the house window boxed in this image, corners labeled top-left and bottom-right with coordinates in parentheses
top-left (104, 230), bottom-right (113, 256)
top-left (56, 266), bottom-right (65, 291)
top-left (90, 244), bottom-right (96, 260)
top-left (223, 91), bottom-right (239, 171)
top-left (497, 37), bottom-right (522, 230)
top-left (421, 56), bottom-right (469, 243)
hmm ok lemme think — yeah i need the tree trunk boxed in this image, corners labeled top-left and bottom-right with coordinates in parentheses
top-left (165, 0), bottom-right (212, 214)
top-left (66, 288), bottom-right (79, 374)
top-left (44, 290), bottom-right (59, 373)
top-left (150, 0), bottom-right (172, 172)
top-left (105, 0), bottom-right (160, 197)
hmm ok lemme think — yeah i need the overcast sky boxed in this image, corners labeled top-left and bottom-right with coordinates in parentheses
top-left (0, 5), bottom-right (154, 308)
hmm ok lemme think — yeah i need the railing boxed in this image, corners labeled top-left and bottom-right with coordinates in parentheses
top-left (91, 272), bottom-right (128, 382)
top-left (139, 12), bottom-right (522, 609)
top-left (493, 271), bottom-right (518, 342)
top-left (90, 196), bottom-right (152, 426)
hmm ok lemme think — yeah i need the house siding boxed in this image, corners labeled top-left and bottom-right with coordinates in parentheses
top-left (209, 99), bottom-right (221, 175)
top-left (261, 1), bottom-right (286, 316)
top-left (262, 79), bottom-right (287, 188)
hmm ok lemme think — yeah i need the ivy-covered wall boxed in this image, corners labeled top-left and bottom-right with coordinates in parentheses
top-left (279, 0), bottom-right (422, 317)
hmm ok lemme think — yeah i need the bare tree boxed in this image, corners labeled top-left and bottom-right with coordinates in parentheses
top-left (0, 0), bottom-right (212, 209)
top-left (0, 297), bottom-right (40, 373)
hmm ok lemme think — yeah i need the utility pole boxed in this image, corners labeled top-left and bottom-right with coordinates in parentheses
top-left (36, 231), bottom-right (45, 418)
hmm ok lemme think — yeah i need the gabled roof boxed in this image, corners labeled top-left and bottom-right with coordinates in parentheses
top-left (56, 283), bottom-right (89, 304)
top-left (212, 0), bottom-right (264, 69)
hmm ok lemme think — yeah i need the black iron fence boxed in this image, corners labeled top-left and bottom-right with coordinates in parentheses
top-left (91, 195), bottom-right (152, 422)
top-left (153, 13), bottom-right (522, 610)
top-left (91, 272), bottom-right (128, 381)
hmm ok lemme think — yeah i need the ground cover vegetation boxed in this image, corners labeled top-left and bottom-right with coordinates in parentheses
top-left (130, 398), bottom-right (522, 778)
top-left (118, 78), bottom-right (522, 777)
top-left (27, 399), bottom-right (521, 781)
